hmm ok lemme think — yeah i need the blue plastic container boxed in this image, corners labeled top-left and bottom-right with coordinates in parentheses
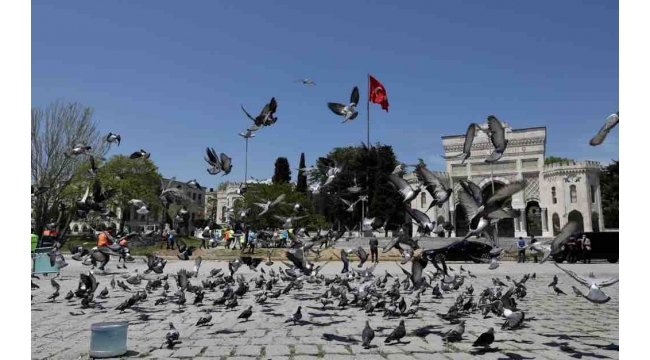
top-left (32, 247), bottom-right (59, 275)
top-left (89, 322), bottom-right (128, 358)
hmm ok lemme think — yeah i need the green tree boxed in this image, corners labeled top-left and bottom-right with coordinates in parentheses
top-left (600, 160), bottom-right (619, 228)
top-left (31, 100), bottom-right (109, 238)
top-left (545, 156), bottom-right (574, 165)
top-left (296, 153), bottom-right (308, 193)
top-left (232, 182), bottom-right (328, 231)
top-left (272, 157), bottom-right (291, 184)
top-left (96, 155), bottom-right (163, 230)
top-left (310, 143), bottom-right (404, 231)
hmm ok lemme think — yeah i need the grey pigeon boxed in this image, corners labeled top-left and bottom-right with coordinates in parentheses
top-left (328, 86), bottom-right (360, 123)
top-left (362, 320), bottom-right (375, 348)
top-left (442, 123), bottom-right (478, 164)
top-left (388, 174), bottom-right (422, 204)
top-left (590, 112), bottom-right (619, 146)
top-left (485, 115), bottom-right (508, 163)
top-left (384, 320), bottom-right (406, 343)
top-left (554, 263), bottom-right (618, 304)
top-left (106, 132), bottom-right (121, 146)
top-left (129, 149), bottom-right (150, 159)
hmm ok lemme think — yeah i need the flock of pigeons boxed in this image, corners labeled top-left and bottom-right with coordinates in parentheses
top-left (31, 79), bottom-right (618, 356)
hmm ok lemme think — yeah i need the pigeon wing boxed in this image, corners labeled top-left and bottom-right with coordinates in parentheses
top-left (484, 180), bottom-right (526, 209)
top-left (463, 123), bottom-right (477, 154)
top-left (457, 188), bottom-right (480, 223)
top-left (487, 115), bottom-right (506, 150)
top-left (241, 105), bottom-right (256, 122)
top-left (327, 103), bottom-right (346, 116)
top-left (270, 194), bottom-right (286, 207)
top-left (220, 153), bottom-right (232, 171)
top-left (387, 174), bottom-right (410, 193)
top-left (540, 222), bottom-right (579, 263)
top-left (350, 86), bottom-right (360, 105)
top-left (589, 112), bottom-right (619, 146)
top-left (553, 263), bottom-right (590, 287)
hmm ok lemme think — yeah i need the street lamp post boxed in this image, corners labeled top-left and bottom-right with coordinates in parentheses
top-left (359, 195), bottom-right (368, 238)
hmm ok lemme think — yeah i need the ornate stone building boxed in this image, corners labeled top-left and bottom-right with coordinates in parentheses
top-left (407, 121), bottom-right (604, 238)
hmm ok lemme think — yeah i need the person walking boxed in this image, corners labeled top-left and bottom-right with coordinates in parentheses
top-left (565, 237), bottom-right (576, 263)
top-left (369, 237), bottom-right (379, 263)
top-left (200, 226), bottom-right (210, 249)
top-left (167, 231), bottom-right (176, 250)
top-left (575, 234), bottom-right (584, 263)
top-left (582, 234), bottom-right (592, 264)
top-left (517, 237), bottom-right (526, 263)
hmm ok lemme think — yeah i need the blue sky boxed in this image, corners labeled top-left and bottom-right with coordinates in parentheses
top-left (32, 1), bottom-right (618, 189)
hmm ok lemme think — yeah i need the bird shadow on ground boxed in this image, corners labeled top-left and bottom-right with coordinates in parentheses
top-left (384, 340), bottom-right (412, 346)
top-left (321, 333), bottom-right (359, 344)
top-left (470, 347), bottom-right (500, 355)
top-left (540, 333), bottom-right (599, 340)
top-left (542, 342), bottom-right (611, 359)
top-left (265, 312), bottom-right (285, 317)
top-left (308, 312), bottom-right (337, 318)
top-left (208, 329), bottom-right (246, 336)
top-left (31, 308), bottom-right (45, 312)
top-left (410, 325), bottom-right (444, 337)
top-left (496, 339), bottom-right (533, 345)
top-left (498, 352), bottom-right (535, 360)
top-left (583, 343), bottom-right (619, 351)
top-left (303, 320), bottom-right (347, 327)
top-left (120, 350), bottom-right (140, 357)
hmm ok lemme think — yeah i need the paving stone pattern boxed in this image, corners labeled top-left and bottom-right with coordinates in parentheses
top-left (31, 259), bottom-right (618, 359)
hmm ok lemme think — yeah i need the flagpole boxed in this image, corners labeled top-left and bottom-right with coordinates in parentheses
top-left (367, 73), bottom-right (370, 146)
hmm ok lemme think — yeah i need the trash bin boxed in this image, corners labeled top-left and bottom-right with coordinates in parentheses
top-left (90, 321), bottom-right (129, 358)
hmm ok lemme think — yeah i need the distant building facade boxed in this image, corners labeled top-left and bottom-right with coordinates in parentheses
top-left (407, 121), bottom-right (604, 238)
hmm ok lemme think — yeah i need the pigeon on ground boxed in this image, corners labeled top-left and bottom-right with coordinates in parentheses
top-left (196, 314), bottom-right (212, 326)
top-left (328, 86), bottom-right (360, 123)
top-left (286, 306), bottom-right (302, 325)
top-left (362, 320), bottom-right (375, 348)
top-left (553, 286), bottom-right (566, 296)
top-left (590, 112), bottom-right (619, 146)
top-left (106, 133), bottom-right (121, 146)
top-left (165, 323), bottom-right (180, 349)
top-left (129, 149), bottom-right (150, 159)
top-left (443, 320), bottom-right (465, 342)
top-left (385, 320), bottom-right (406, 344)
top-left (473, 327), bottom-right (495, 347)
top-left (238, 305), bottom-right (253, 322)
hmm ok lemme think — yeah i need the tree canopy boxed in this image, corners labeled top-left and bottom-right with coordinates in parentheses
top-left (231, 182), bottom-right (328, 231)
top-left (600, 160), bottom-right (619, 229)
top-left (272, 157), bottom-right (291, 184)
top-left (31, 100), bottom-right (109, 237)
top-left (296, 152), bottom-right (308, 193)
top-left (545, 156), bottom-right (575, 165)
top-left (309, 143), bottom-right (405, 231)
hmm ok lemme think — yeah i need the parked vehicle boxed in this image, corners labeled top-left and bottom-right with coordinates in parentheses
top-left (553, 231), bottom-right (619, 263)
top-left (424, 240), bottom-right (493, 263)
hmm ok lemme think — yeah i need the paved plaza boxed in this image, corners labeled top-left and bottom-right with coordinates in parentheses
top-left (31, 259), bottom-right (619, 360)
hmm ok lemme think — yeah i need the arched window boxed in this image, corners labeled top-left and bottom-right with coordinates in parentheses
top-left (552, 213), bottom-right (561, 236)
top-left (420, 192), bottom-right (427, 208)
top-left (551, 187), bottom-right (557, 204)
top-left (570, 185), bottom-right (577, 203)
top-left (590, 185), bottom-right (596, 203)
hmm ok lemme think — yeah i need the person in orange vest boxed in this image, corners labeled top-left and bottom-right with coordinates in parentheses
top-left (39, 223), bottom-right (59, 248)
top-left (96, 224), bottom-right (120, 270)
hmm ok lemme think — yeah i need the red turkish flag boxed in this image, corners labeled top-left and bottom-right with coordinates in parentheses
top-left (369, 74), bottom-right (389, 112)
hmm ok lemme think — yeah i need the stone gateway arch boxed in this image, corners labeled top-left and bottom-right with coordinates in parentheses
top-left (406, 120), bottom-right (605, 238)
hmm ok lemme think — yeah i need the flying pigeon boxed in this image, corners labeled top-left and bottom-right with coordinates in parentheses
top-left (129, 149), bottom-right (150, 160)
top-left (540, 221), bottom-right (580, 263)
top-left (414, 164), bottom-right (452, 211)
top-left (186, 179), bottom-right (201, 189)
top-left (106, 133), bottom-right (121, 146)
top-left (65, 144), bottom-right (92, 157)
top-left (254, 194), bottom-right (286, 216)
top-left (219, 153), bottom-right (233, 175)
top-left (387, 174), bottom-right (422, 204)
top-left (554, 263), bottom-right (618, 304)
top-left (327, 86), bottom-right (360, 123)
top-left (485, 116), bottom-right (508, 163)
top-left (297, 78), bottom-right (316, 86)
top-left (405, 207), bottom-right (436, 236)
top-left (31, 184), bottom-right (50, 197)
top-left (442, 123), bottom-right (478, 164)
top-left (241, 97), bottom-right (278, 127)
top-left (590, 112), bottom-right (619, 146)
